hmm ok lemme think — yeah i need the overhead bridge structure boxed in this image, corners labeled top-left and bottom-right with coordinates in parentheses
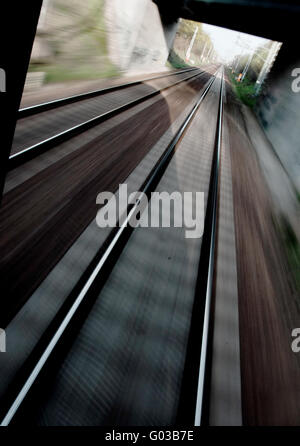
top-left (0, 0), bottom-right (299, 428)
top-left (154, 0), bottom-right (300, 191)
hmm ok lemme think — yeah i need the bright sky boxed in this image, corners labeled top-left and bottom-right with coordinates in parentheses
top-left (202, 23), bottom-right (269, 62)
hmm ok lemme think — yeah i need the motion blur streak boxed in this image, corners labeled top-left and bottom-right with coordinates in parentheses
top-left (0, 0), bottom-right (299, 427)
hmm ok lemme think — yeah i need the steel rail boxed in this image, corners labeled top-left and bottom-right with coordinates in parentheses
top-left (0, 72), bottom-right (216, 426)
top-left (18, 68), bottom-right (199, 119)
top-left (193, 67), bottom-right (224, 426)
top-left (9, 69), bottom-right (205, 170)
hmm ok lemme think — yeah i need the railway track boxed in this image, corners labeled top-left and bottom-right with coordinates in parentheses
top-left (18, 67), bottom-right (198, 118)
top-left (0, 66), bottom-right (225, 425)
top-left (10, 68), bottom-right (203, 167)
top-left (1, 68), bottom-right (215, 323)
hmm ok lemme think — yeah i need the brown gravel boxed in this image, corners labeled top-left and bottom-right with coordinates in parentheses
top-left (226, 80), bottom-right (300, 425)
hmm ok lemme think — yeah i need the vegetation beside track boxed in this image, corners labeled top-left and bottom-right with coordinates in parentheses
top-left (229, 72), bottom-right (258, 108)
top-left (28, 0), bottom-right (119, 83)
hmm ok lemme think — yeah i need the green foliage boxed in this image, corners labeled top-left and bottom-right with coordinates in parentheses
top-left (43, 64), bottom-right (119, 83)
top-left (232, 41), bottom-right (274, 82)
top-left (250, 41), bottom-right (273, 78)
top-left (29, 0), bottom-right (120, 84)
top-left (229, 72), bottom-right (258, 108)
top-left (173, 18), bottom-right (215, 65)
top-left (167, 49), bottom-right (192, 69)
top-left (177, 19), bottom-right (204, 39)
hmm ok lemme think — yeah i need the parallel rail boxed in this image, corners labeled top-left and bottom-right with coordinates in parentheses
top-left (9, 69), bottom-right (203, 170)
top-left (175, 68), bottom-right (224, 426)
top-left (194, 68), bottom-right (224, 425)
top-left (18, 68), bottom-right (198, 119)
top-left (0, 71), bottom-right (219, 426)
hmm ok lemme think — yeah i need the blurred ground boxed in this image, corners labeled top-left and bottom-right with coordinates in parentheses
top-left (226, 77), bottom-right (300, 425)
top-left (20, 68), bottom-right (171, 108)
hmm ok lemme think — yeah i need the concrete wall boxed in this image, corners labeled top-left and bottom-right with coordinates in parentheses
top-left (104, 0), bottom-right (178, 72)
top-left (29, 0), bottom-right (114, 72)
top-left (255, 47), bottom-right (300, 191)
top-left (104, 0), bottom-right (148, 70)
top-left (30, 0), bottom-right (178, 75)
